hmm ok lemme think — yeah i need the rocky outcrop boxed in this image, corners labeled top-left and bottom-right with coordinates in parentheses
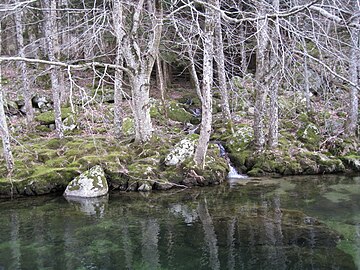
top-left (64, 165), bottom-right (108, 198)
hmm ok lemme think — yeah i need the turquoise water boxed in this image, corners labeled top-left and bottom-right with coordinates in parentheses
top-left (0, 175), bottom-right (359, 269)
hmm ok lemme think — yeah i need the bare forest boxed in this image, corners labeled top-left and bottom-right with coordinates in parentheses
top-left (0, 0), bottom-right (359, 196)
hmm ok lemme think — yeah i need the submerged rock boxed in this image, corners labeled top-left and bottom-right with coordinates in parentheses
top-left (64, 165), bottom-right (108, 198)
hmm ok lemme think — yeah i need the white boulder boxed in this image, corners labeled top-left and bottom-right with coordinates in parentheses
top-left (64, 165), bottom-right (108, 198)
top-left (165, 138), bottom-right (195, 166)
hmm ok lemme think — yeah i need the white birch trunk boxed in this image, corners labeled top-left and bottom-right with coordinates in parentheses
top-left (43, 0), bottom-right (64, 138)
top-left (194, 1), bottom-right (215, 168)
top-left (0, 28), bottom-right (14, 171)
top-left (14, 7), bottom-right (34, 125)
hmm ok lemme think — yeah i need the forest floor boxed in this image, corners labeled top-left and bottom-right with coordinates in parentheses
top-left (0, 68), bottom-right (359, 198)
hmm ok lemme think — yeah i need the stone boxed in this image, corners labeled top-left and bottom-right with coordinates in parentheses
top-left (165, 137), bottom-right (196, 166)
top-left (64, 165), bottom-right (108, 198)
top-left (138, 183), bottom-right (152, 192)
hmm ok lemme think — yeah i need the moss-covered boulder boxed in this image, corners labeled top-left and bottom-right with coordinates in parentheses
top-left (296, 118), bottom-right (320, 150)
top-left (341, 155), bottom-right (360, 172)
top-left (64, 165), bottom-right (108, 198)
top-left (167, 101), bottom-right (194, 123)
top-left (35, 107), bottom-right (73, 125)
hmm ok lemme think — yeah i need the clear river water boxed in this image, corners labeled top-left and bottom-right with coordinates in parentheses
top-left (0, 174), bottom-right (359, 270)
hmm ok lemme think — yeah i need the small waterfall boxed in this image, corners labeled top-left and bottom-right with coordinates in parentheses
top-left (216, 142), bottom-right (248, 179)
top-left (227, 164), bottom-right (247, 179)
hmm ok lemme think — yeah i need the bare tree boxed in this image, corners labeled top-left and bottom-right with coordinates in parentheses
top-left (112, 0), bottom-right (124, 138)
top-left (345, 1), bottom-right (359, 137)
top-left (194, 0), bottom-right (216, 168)
top-left (268, 0), bottom-right (280, 149)
top-left (0, 26), bottom-right (14, 172)
top-left (118, 0), bottom-right (163, 143)
top-left (14, 2), bottom-right (34, 125)
top-left (253, 1), bottom-right (269, 151)
top-left (214, 0), bottom-right (232, 128)
top-left (42, 0), bottom-right (64, 138)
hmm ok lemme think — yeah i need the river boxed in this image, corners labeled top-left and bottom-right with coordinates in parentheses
top-left (0, 174), bottom-right (359, 269)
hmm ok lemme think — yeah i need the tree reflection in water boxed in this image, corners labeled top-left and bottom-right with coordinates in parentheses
top-left (0, 175), bottom-right (358, 269)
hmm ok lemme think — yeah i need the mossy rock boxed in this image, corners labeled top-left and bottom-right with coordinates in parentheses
top-left (167, 101), bottom-right (194, 123)
top-left (35, 107), bottom-right (73, 125)
top-left (247, 167), bottom-right (265, 177)
top-left (127, 163), bottom-right (159, 180)
top-left (301, 152), bottom-right (345, 173)
top-left (15, 167), bottom-right (80, 196)
top-left (296, 122), bottom-right (320, 150)
top-left (228, 150), bottom-right (251, 171)
top-left (104, 167), bottom-right (128, 191)
top-left (340, 155), bottom-right (360, 172)
top-left (224, 125), bottom-right (253, 153)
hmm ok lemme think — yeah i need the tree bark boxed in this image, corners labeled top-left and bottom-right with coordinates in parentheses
top-left (43, 0), bottom-right (64, 138)
top-left (214, 0), bottom-right (232, 129)
top-left (0, 27), bottom-right (14, 172)
top-left (194, 1), bottom-right (215, 168)
top-left (132, 70), bottom-right (153, 142)
top-left (119, 0), bottom-right (162, 143)
top-left (345, 14), bottom-right (359, 137)
top-left (268, 0), bottom-right (280, 149)
top-left (253, 1), bottom-right (269, 151)
top-left (156, 56), bottom-right (168, 118)
top-left (14, 6), bottom-right (34, 125)
top-left (113, 0), bottom-right (124, 138)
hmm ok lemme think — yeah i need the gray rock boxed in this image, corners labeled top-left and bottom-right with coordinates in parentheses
top-left (165, 137), bottom-right (196, 166)
top-left (138, 183), bottom-right (152, 192)
top-left (64, 165), bottom-right (108, 198)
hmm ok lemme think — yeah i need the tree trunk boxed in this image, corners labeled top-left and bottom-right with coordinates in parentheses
top-left (43, 0), bottom-right (64, 138)
top-left (345, 17), bottom-right (359, 137)
top-left (113, 0), bottom-right (124, 138)
top-left (119, 0), bottom-right (162, 143)
top-left (214, 0), bottom-right (232, 129)
top-left (253, 2), bottom-right (269, 151)
top-left (268, 0), bottom-right (280, 149)
top-left (14, 6), bottom-right (34, 125)
top-left (0, 27), bottom-right (14, 172)
top-left (156, 56), bottom-right (168, 118)
top-left (132, 70), bottom-right (153, 142)
top-left (194, 1), bottom-right (215, 168)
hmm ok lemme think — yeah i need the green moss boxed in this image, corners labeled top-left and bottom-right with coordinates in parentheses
top-left (167, 101), bottom-right (194, 123)
top-left (35, 125), bottom-right (51, 132)
top-left (35, 107), bottom-right (73, 125)
top-left (122, 117), bottom-right (135, 136)
top-left (247, 167), bottom-right (265, 177)
top-left (341, 155), bottom-right (360, 171)
top-left (296, 123), bottom-right (320, 150)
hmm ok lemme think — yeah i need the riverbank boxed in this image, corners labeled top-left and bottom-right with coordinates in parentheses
top-left (0, 98), bottom-right (359, 198)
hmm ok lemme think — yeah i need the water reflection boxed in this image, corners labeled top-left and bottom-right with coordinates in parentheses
top-left (0, 175), bottom-right (358, 269)
top-left (65, 195), bottom-right (108, 217)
